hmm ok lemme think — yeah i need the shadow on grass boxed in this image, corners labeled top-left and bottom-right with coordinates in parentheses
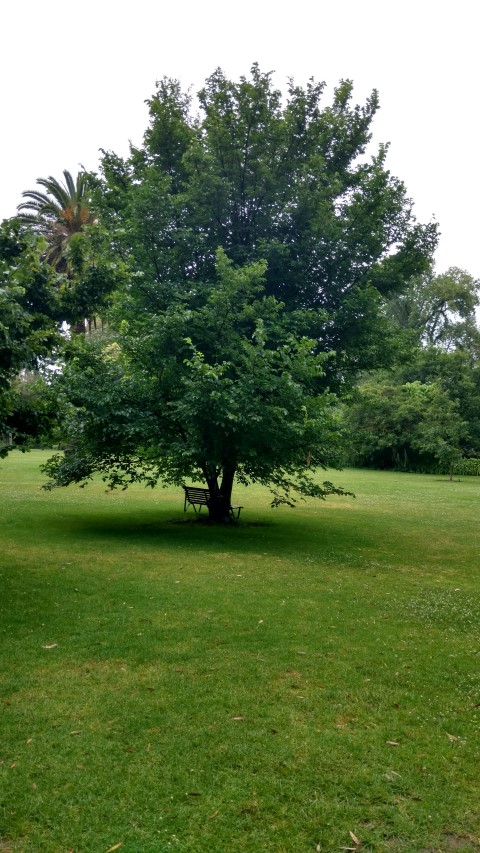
top-left (31, 503), bottom-right (375, 562)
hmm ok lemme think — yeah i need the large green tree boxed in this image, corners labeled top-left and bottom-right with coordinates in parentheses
top-left (44, 67), bottom-right (438, 515)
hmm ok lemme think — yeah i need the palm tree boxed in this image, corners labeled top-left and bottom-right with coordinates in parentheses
top-left (17, 170), bottom-right (95, 271)
top-left (18, 170), bottom-right (99, 334)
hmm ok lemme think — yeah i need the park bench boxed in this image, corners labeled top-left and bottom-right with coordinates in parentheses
top-left (183, 486), bottom-right (243, 519)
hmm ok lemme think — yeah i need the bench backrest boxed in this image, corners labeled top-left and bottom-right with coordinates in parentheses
top-left (184, 486), bottom-right (210, 505)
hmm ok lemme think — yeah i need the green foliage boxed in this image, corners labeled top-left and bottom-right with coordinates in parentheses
top-left (351, 266), bottom-right (480, 473)
top-left (453, 457), bottom-right (480, 476)
top-left (16, 169), bottom-right (120, 334)
top-left (0, 220), bottom-right (61, 451)
top-left (347, 377), bottom-right (467, 473)
top-left (4, 371), bottom-right (65, 451)
top-left (95, 65), bottom-right (437, 390)
top-left (59, 225), bottom-right (125, 328)
top-left (44, 250), bottom-right (348, 510)
top-left (17, 169), bottom-right (96, 270)
top-left (386, 266), bottom-right (480, 353)
top-left (397, 346), bottom-right (480, 458)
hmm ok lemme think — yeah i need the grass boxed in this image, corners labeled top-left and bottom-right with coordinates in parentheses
top-left (0, 451), bottom-right (479, 853)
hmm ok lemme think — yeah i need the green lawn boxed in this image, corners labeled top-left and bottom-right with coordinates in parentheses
top-left (1, 451), bottom-right (479, 853)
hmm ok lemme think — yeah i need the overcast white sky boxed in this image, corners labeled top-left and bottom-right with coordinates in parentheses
top-left (2, 0), bottom-right (478, 277)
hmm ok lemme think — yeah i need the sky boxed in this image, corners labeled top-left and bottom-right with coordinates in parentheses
top-left (2, 0), bottom-right (478, 278)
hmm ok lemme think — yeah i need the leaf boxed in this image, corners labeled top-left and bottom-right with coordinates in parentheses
top-left (386, 740), bottom-right (399, 746)
top-left (207, 809), bottom-right (219, 819)
top-left (233, 716), bottom-right (246, 721)
top-left (42, 643), bottom-right (58, 649)
top-left (384, 770), bottom-right (401, 780)
top-left (446, 732), bottom-right (459, 742)
top-left (349, 830), bottom-right (361, 845)
top-left (69, 730), bottom-right (82, 736)
top-left (106, 845), bottom-right (123, 853)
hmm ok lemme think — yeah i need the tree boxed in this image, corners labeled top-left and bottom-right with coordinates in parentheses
top-left (43, 251), bottom-right (349, 519)
top-left (43, 67), bottom-right (438, 516)
top-left (346, 377), bottom-right (467, 476)
top-left (17, 170), bottom-right (95, 271)
top-left (0, 220), bottom-right (61, 453)
top-left (386, 267), bottom-right (480, 353)
top-left (377, 266), bottom-right (480, 462)
top-left (387, 345), bottom-right (480, 460)
top-left (17, 169), bottom-right (119, 334)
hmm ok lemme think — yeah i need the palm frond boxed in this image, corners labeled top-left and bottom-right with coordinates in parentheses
top-left (16, 169), bottom-right (95, 270)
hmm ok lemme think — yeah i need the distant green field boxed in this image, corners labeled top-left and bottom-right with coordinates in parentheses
top-left (1, 451), bottom-right (479, 852)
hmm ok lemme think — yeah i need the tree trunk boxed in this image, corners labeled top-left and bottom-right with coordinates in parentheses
top-left (205, 464), bottom-right (236, 523)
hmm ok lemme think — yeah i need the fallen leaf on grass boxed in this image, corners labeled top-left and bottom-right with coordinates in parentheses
top-left (106, 844), bottom-right (123, 853)
top-left (386, 740), bottom-right (399, 746)
top-left (42, 643), bottom-right (58, 649)
top-left (446, 733), bottom-right (459, 742)
top-left (233, 716), bottom-right (245, 721)
top-left (207, 810), bottom-right (219, 820)
top-left (69, 731), bottom-right (82, 736)
top-left (349, 831), bottom-right (361, 846)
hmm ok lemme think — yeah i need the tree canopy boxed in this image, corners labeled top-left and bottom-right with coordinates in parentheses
top-left (31, 67), bottom-right (440, 514)
top-left (95, 65), bottom-right (438, 389)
